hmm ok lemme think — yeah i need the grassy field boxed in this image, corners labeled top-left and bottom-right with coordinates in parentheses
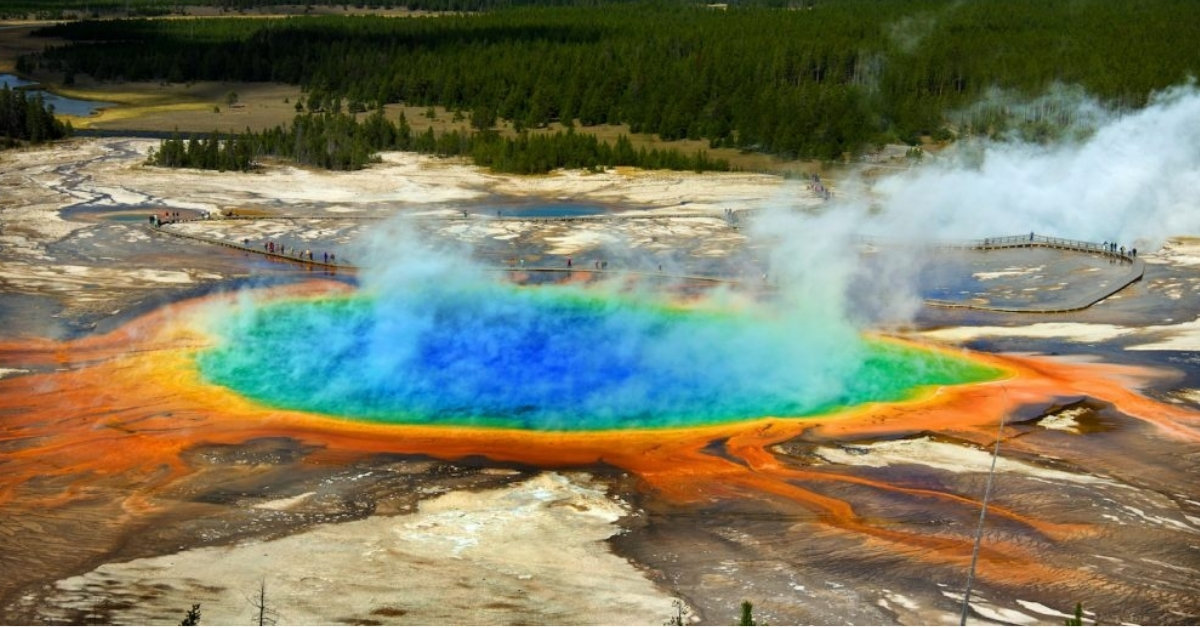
top-left (0, 23), bottom-right (63, 73)
top-left (58, 79), bottom-right (305, 132)
top-left (3, 4), bottom-right (447, 20)
top-left (383, 105), bottom-right (827, 177)
top-left (0, 18), bottom-right (837, 176)
top-left (69, 81), bottom-right (830, 175)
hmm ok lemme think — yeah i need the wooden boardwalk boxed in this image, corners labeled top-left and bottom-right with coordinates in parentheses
top-left (920, 233), bottom-right (1145, 313)
top-left (216, 212), bottom-right (724, 224)
top-left (152, 219), bottom-right (358, 271)
top-left (150, 219), bottom-right (741, 284)
top-left (150, 221), bottom-right (1142, 313)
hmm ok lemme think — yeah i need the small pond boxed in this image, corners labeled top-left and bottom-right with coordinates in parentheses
top-left (500, 204), bottom-right (608, 218)
top-left (0, 74), bottom-right (115, 116)
top-left (0, 73), bottom-right (36, 89)
top-left (464, 200), bottom-right (614, 219)
top-left (60, 203), bottom-right (201, 225)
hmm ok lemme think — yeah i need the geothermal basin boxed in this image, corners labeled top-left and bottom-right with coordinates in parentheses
top-left (1, 137), bottom-right (1199, 625)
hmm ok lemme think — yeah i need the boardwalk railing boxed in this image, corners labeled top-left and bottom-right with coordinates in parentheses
top-left (149, 218), bottom-right (741, 283)
top-left (213, 212), bottom-right (720, 224)
top-left (915, 233), bottom-right (1145, 313)
top-left (151, 219), bottom-right (356, 270)
top-left (860, 232), bottom-right (1137, 263)
top-left (151, 218), bottom-right (1143, 313)
top-left (952, 233), bottom-right (1136, 261)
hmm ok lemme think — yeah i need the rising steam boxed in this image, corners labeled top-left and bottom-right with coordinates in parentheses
top-left (200, 83), bottom-right (1198, 427)
top-left (865, 82), bottom-right (1200, 249)
top-left (756, 81), bottom-right (1200, 326)
top-left (197, 208), bottom-right (1002, 429)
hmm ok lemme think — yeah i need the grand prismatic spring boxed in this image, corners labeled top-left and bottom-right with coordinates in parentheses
top-left (196, 286), bottom-right (1003, 430)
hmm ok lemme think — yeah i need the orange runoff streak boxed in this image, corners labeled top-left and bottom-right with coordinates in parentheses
top-left (1, 282), bottom-right (1197, 586)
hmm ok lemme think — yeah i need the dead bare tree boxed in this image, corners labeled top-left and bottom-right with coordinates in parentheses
top-left (247, 579), bottom-right (278, 626)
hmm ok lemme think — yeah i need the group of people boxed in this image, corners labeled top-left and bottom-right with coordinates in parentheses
top-left (567, 257), bottom-right (610, 270)
top-left (149, 211), bottom-right (345, 265)
top-left (980, 234), bottom-right (1139, 261)
top-left (507, 257), bottom-right (615, 270)
top-left (147, 211), bottom-right (183, 227)
top-left (243, 238), bottom-right (339, 265)
top-left (1101, 241), bottom-right (1136, 258)
top-left (808, 174), bottom-right (832, 200)
top-left (148, 210), bottom-right (218, 227)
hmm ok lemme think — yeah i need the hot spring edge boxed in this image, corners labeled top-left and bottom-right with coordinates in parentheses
top-left (195, 288), bottom-right (1004, 431)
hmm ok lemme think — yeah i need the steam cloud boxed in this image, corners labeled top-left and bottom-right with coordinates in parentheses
top-left (203, 207), bottom-right (996, 429)
top-left (203, 83), bottom-right (1198, 427)
top-left (788, 81), bottom-right (1200, 326)
top-left (863, 83), bottom-right (1200, 248)
top-left (339, 215), bottom-right (870, 426)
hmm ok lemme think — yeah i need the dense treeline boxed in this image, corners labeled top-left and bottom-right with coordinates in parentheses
top-left (150, 110), bottom-right (730, 173)
top-left (0, 0), bottom-right (636, 20)
top-left (0, 86), bottom-right (72, 147)
top-left (467, 128), bottom-right (729, 174)
top-left (0, 0), bottom-right (661, 20)
top-left (148, 130), bottom-right (255, 170)
top-left (30, 1), bottom-right (1200, 158)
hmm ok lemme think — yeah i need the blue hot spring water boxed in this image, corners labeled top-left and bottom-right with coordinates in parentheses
top-left (196, 285), bottom-right (1001, 430)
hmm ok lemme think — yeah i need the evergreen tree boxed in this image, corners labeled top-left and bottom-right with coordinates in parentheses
top-left (0, 85), bottom-right (70, 148)
top-left (738, 601), bottom-right (756, 626)
top-left (30, 1), bottom-right (1200, 159)
top-left (180, 603), bottom-right (201, 626)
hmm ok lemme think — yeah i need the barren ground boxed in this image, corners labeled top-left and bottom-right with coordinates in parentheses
top-left (0, 138), bottom-right (1198, 625)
